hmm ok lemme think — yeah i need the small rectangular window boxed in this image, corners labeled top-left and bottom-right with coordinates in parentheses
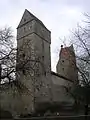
top-left (24, 19), bottom-right (26, 22)
top-left (62, 60), bottom-right (64, 62)
top-left (22, 69), bottom-right (25, 75)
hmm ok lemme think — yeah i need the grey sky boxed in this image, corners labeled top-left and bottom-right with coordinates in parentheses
top-left (0, 0), bottom-right (90, 71)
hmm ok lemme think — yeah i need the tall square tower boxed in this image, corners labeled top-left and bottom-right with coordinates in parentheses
top-left (16, 9), bottom-right (52, 112)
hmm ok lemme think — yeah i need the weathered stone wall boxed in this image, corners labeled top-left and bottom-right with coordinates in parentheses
top-left (51, 72), bottom-right (74, 105)
top-left (0, 82), bottom-right (34, 117)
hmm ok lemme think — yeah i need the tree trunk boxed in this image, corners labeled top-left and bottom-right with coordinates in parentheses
top-left (85, 104), bottom-right (88, 120)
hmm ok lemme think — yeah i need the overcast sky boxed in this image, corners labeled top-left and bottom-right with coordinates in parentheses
top-left (0, 0), bottom-right (90, 71)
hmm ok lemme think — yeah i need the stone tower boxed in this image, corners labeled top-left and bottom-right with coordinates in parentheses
top-left (17, 9), bottom-right (52, 112)
top-left (56, 45), bottom-right (78, 82)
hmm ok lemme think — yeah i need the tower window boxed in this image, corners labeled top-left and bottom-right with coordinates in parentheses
top-left (44, 71), bottom-right (46, 76)
top-left (29, 25), bottom-right (32, 30)
top-left (62, 68), bottom-right (64, 71)
top-left (24, 18), bottom-right (26, 22)
top-left (24, 27), bottom-right (26, 31)
top-left (42, 55), bottom-right (44, 61)
top-left (22, 69), bottom-right (25, 75)
top-left (62, 60), bottom-right (64, 62)
top-left (22, 53), bottom-right (25, 58)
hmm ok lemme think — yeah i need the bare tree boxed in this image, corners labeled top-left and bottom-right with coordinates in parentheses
top-left (71, 22), bottom-right (90, 86)
top-left (0, 27), bottom-right (44, 98)
top-left (62, 14), bottom-right (90, 117)
top-left (0, 27), bottom-right (16, 84)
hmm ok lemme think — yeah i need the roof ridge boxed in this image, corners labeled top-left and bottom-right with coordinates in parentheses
top-left (25, 9), bottom-right (45, 27)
